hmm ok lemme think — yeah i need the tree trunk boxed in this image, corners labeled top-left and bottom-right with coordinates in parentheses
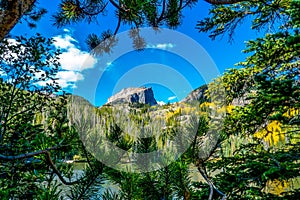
top-left (0, 0), bottom-right (37, 40)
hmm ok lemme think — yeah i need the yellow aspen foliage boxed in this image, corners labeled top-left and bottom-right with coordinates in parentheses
top-left (165, 107), bottom-right (181, 125)
top-left (226, 104), bottom-right (235, 114)
top-left (73, 155), bottom-right (81, 161)
top-left (282, 107), bottom-right (299, 118)
top-left (266, 179), bottom-right (290, 196)
top-left (181, 106), bottom-right (195, 114)
top-left (254, 108), bottom-right (299, 146)
top-left (199, 102), bottom-right (216, 110)
top-left (165, 105), bottom-right (197, 124)
top-left (254, 121), bottom-right (285, 146)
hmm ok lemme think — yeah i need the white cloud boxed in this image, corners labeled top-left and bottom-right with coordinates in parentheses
top-left (36, 70), bottom-right (83, 89)
top-left (6, 38), bottom-right (19, 45)
top-left (37, 79), bottom-right (75, 89)
top-left (3, 35), bottom-right (94, 90)
top-left (55, 79), bottom-right (77, 89)
top-left (58, 47), bottom-right (97, 71)
top-left (53, 34), bottom-right (97, 72)
top-left (50, 34), bottom-right (97, 89)
top-left (157, 43), bottom-right (175, 49)
top-left (53, 35), bottom-right (76, 49)
top-left (56, 71), bottom-right (84, 82)
top-left (147, 43), bottom-right (175, 50)
top-left (157, 101), bottom-right (166, 106)
top-left (103, 61), bottom-right (115, 72)
top-left (167, 96), bottom-right (177, 101)
top-left (63, 28), bottom-right (70, 33)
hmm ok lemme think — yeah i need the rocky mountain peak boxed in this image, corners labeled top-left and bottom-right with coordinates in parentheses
top-left (106, 87), bottom-right (157, 106)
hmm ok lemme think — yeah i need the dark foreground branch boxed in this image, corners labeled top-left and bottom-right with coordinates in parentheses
top-left (0, 146), bottom-right (62, 160)
top-left (0, 145), bottom-right (81, 185)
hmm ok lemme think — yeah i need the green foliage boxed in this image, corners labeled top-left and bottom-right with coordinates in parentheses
top-left (1, 0), bottom-right (299, 199)
top-left (68, 96), bottom-right (213, 198)
top-left (196, 0), bottom-right (300, 198)
top-left (103, 157), bottom-right (197, 200)
top-left (65, 161), bottom-right (105, 199)
top-left (0, 35), bottom-right (90, 199)
top-left (197, 0), bottom-right (292, 41)
top-left (0, 35), bottom-right (63, 198)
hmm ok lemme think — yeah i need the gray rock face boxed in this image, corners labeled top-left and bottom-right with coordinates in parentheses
top-left (180, 85), bottom-right (208, 103)
top-left (181, 84), bottom-right (251, 106)
top-left (106, 87), bottom-right (157, 106)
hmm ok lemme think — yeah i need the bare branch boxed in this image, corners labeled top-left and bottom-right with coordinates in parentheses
top-left (204, 0), bottom-right (247, 5)
top-left (197, 165), bottom-right (214, 200)
top-left (157, 0), bottom-right (194, 24)
top-left (197, 164), bottom-right (227, 200)
top-left (113, 2), bottom-right (122, 35)
top-left (0, 145), bottom-right (81, 185)
top-left (0, 145), bottom-right (61, 160)
top-left (108, 0), bottom-right (128, 13)
top-left (179, 0), bottom-right (184, 8)
top-left (44, 151), bottom-right (81, 185)
top-left (157, 0), bottom-right (167, 23)
top-left (81, 2), bottom-right (108, 16)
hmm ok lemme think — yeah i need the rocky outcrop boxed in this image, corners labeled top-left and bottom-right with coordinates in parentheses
top-left (181, 84), bottom-right (252, 106)
top-left (106, 87), bottom-right (157, 106)
top-left (180, 85), bottom-right (208, 103)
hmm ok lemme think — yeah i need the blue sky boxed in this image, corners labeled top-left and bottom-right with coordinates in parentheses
top-left (10, 0), bottom-right (259, 106)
